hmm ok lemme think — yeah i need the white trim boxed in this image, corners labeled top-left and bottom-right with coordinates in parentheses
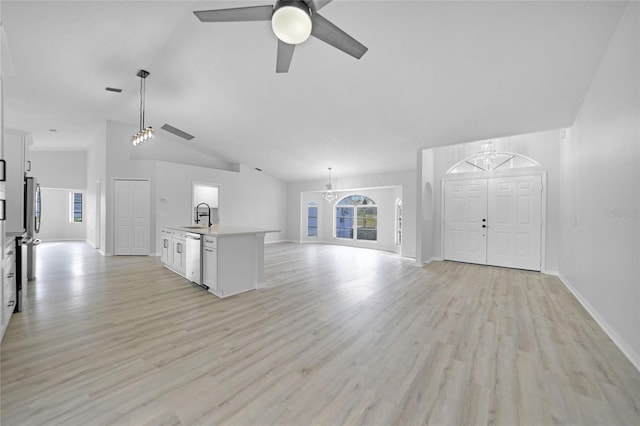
top-left (446, 151), bottom-right (541, 174)
top-left (539, 173), bottom-right (547, 273)
top-left (112, 178), bottom-right (151, 256)
top-left (555, 273), bottom-right (640, 372)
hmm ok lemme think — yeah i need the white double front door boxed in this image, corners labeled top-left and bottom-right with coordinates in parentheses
top-left (444, 175), bottom-right (542, 271)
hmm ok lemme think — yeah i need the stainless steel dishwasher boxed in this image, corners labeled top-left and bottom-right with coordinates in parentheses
top-left (185, 232), bottom-right (202, 285)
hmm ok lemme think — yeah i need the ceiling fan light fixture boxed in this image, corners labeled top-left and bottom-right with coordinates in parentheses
top-left (272, 1), bottom-right (312, 45)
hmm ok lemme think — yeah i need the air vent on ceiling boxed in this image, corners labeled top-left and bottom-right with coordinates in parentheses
top-left (161, 124), bottom-right (194, 140)
top-left (105, 87), bottom-right (122, 92)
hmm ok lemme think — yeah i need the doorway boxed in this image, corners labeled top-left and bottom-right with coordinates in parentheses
top-left (443, 174), bottom-right (543, 271)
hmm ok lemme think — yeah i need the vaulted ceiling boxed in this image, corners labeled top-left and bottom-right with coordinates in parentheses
top-left (1, 1), bottom-right (626, 182)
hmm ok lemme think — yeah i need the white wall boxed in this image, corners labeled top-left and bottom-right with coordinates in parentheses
top-left (37, 188), bottom-right (86, 241)
top-left (24, 150), bottom-right (88, 242)
top-left (91, 120), bottom-right (288, 256)
top-left (418, 129), bottom-right (562, 271)
top-left (85, 124), bottom-right (107, 250)
top-left (287, 169), bottom-right (417, 258)
top-left (155, 161), bottom-right (287, 254)
top-left (558, 2), bottom-right (639, 368)
top-left (300, 187), bottom-right (402, 254)
top-left (104, 120), bottom-right (157, 255)
top-left (29, 150), bottom-right (87, 190)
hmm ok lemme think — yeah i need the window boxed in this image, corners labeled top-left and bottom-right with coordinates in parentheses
top-left (70, 192), bottom-right (83, 223)
top-left (335, 195), bottom-right (377, 241)
top-left (307, 203), bottom-right (318, 237)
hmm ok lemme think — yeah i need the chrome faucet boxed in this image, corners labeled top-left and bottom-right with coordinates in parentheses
top-left (194, 203), bottom-right (212, 227)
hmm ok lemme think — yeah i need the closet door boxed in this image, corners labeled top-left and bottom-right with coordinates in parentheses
top-left (443, 179), bottom-right (488, 265)
top-left (487, 175), bottom-right (542, 271)
top-left (114, 179), bottom-right (150, 256)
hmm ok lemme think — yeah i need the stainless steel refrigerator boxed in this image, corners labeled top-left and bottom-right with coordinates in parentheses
top-left (24, 176), bottom-right (40, 281)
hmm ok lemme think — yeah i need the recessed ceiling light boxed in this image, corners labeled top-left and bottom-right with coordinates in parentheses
top-left (105, 87), bottom-right (122, 93)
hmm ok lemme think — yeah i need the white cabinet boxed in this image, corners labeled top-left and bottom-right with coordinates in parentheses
top-left (160, 227), bottom-right (271, 299)
top-left (160, 228), bottom-right (172, 264)
top-left (1, 241), bottom-right (16, 340)
top-left (172, 235), bottom-right (186, 276)
top-left (160, 228), bottom-right (186, 277)
top-left (202, 236), bottom-right (217, 291)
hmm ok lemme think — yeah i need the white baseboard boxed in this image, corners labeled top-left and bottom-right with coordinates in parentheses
top-left (265, 240), bottom-right (290, 245)
top-left (420, 256), bottom-right (443, 266)
top-left (554, 273), bottom-right (640, 372)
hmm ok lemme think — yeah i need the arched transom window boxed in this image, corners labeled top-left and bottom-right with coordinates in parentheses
top-left (335, 195), bottom-right (377, 241)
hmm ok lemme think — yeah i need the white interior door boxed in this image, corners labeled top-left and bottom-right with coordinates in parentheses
top-left (444, 179), bottom-right (488, 264)
top-left (487, 175), bottom-right (542, 271)
top-left (114, 180), bottom-right (150, 256)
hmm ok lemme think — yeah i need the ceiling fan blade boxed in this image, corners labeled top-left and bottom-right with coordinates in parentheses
top-left (310, 13), bottom-right (368, 59)
top-left (276, 40), bottom-right (295, 73)
top-left (194, 5), bottom-right (273, 22)
top-left (310, 0), bottom-right (333, 12)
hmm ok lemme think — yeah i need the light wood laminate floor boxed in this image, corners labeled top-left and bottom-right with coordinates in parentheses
top-left (1, 242), bottom-right (639, 425)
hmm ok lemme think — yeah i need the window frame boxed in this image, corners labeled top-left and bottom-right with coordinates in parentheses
top-left (69, 191), bottom-right (83, 223)
top-left (307, 202), bottom-right (318, 238)
top-left (334, 195), bottom-right (378, 242)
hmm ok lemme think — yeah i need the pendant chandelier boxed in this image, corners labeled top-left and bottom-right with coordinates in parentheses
top-left (478, 140), bottom-right (497, 168)
top-left (322, 167), bottom-right (338, 202)
top-left (132, 69), bottom-right (154, 146)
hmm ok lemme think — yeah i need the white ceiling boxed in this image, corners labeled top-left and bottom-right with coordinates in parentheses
top-left (1, 1), bottom-right (626, 182)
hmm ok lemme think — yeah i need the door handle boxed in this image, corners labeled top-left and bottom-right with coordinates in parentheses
top-left (482, 225), bottom-right (486, 228)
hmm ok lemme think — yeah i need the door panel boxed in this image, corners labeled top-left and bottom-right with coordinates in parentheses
top-left (444, 179), bottom-right (488, 265)
top-left (444, 175), bottom-right (542, 271)
top-left (114, 180), bottom-right (150, 255)
top-left (487, 175), bottom-right (542, 271)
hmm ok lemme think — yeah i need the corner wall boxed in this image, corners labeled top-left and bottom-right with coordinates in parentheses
top-left (85, 124), bottom-right (107, 250)
top-left (558, 2), bottom-right (639, 368)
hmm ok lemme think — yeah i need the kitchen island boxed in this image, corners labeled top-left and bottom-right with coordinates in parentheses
top-left (160, 224), bottom-right (279, 298)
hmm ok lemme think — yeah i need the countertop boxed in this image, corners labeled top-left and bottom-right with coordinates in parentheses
top-left (166, 224), bottom-right (280, 236)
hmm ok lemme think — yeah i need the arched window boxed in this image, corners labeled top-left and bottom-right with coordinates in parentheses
top-left (307, 202), bottom-right (318, 237)
top-left (335, 195), bottom-right (377, 241)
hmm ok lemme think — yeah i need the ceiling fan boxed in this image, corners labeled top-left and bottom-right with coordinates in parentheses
top-left (193, 0), bottom-right (368, 73)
